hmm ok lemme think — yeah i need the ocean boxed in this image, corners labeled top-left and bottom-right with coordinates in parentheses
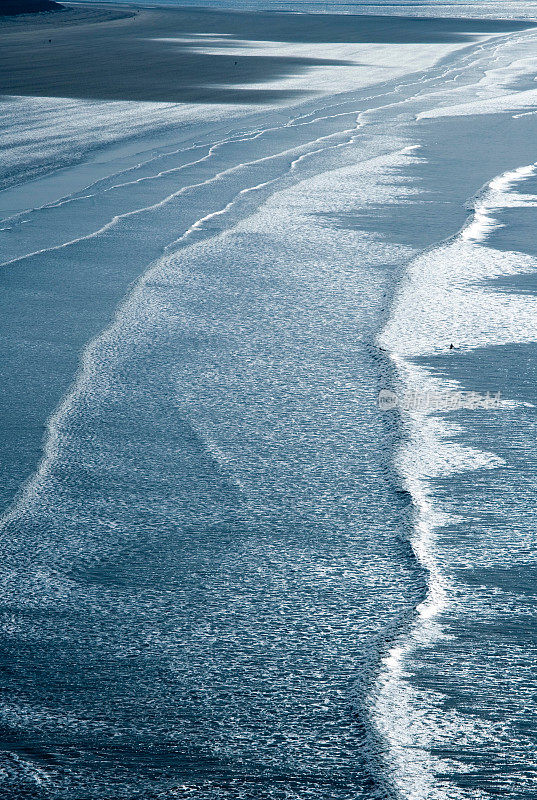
top-left (60, 0), bottom-right (537, 20)
top-left (1, 2), bottom-right (537, 798)
top-left (55, 0), bottom-right (537, 19)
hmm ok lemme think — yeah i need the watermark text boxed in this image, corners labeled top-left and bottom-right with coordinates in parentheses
top-left (378, 388), bottom-right (502, 412)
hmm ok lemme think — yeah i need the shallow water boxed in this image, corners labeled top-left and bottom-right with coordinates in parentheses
top-left (2, 8), bottom-right (537, 799)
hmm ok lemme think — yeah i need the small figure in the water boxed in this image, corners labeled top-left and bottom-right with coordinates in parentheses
top-left (450, 343), bottom-right (454, 350)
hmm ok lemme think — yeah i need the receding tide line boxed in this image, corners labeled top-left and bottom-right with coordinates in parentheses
top-left (0, 123), bottom-right (363, 270)
top-left (1, 127), bottom-right (429, 540)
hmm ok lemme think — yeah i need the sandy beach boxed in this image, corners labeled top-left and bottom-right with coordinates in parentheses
top-left (0, 4), bottom-right (533, 103)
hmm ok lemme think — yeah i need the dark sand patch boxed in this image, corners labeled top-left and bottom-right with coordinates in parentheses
top-left (0, 0), bottom-right (64, 15)
top-left (0, 5), bottom-right (133, 29)
top-left (0, 4), bottom-right (534, 104)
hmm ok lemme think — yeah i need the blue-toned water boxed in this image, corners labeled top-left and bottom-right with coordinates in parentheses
top-left (2, 4), bottom-right (537, 799)
top-left (71, 0), bottom-right (537, 19)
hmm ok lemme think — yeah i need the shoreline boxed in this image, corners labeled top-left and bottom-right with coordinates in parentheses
top-left (0, 3), bottom-right (534, 103)
top-left (1, 4), bottom-right (537, 797)
top-left (0, 4), bottom-right (133, 28)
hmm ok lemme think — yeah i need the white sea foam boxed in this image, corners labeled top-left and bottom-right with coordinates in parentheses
top-left (374, 159), bottom-right (537, 797)
top-left (3, 19), bottom-right (537, 796)
top-left (0, 122), bottom-right (367, 269)
top-left (417, 40), bottom-right (537, 119)
top-left (0, 134), bottom-right (419, 529)
top-left (373, 368), bottom-right (505, 800)
top-left (381, 157), bottom-right (537, 357)
top-left (462, 162), bottom-right (537, 242)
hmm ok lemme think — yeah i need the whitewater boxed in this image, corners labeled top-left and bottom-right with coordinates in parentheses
top-left (1, 4), bottom-right (537, 799)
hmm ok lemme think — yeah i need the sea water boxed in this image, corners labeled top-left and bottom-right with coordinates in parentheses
top-left (1, 4), bottom-right (537, 798)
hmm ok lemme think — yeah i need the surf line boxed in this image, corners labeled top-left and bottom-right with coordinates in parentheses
top-left (462, 162), bottom-right (537, 244)
top-left (369, 159), bottom-right (537, 798)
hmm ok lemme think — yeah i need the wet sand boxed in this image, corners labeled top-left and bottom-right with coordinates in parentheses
top-left (0, 3), bottom-right (534, 104)
top-left (0, 0), bottom-right (64, 14)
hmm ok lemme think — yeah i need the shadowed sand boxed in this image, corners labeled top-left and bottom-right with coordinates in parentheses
top-left (0, 0), bottom-right (63, 14)
top-left (0, 3), bottom-right (534, 104)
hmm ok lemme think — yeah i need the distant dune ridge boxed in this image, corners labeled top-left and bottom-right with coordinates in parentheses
top-left (0, 0), bottom-right (64, 15)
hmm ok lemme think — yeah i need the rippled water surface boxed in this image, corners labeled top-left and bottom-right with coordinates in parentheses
top-left (2, 7), bottom-right (537, 799)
